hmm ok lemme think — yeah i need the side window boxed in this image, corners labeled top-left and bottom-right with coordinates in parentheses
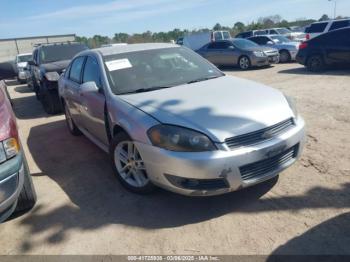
top-left (83, 57), bottom-right (102, 88)
top-left (208, 42), bottom-right (221, 49)
top-left (214, 32), bottom-right (223, 41)
top-left (249, 37), bottom-right (260, 44)
top-left (270, 29), bottom-right (278, 34)
top-left (307, 23), bottom-right (328, 33)
top-left (69, 56), bottom-right (85, 83)
top-left (64, 64), bottom-right (71, 78)
top-left (33, 50), bottom-right (38, 64)
top-left (329, 20), bottom-right (350, 31)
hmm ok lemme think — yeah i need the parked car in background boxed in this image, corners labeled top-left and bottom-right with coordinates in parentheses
top-left (305, 19), bottom-right (350, 40)
top-left (59, 43), bottom-right (305, 196)
top-left (14, 53), bottom-right (32, 84)
top-left (176, 31), bottom-right (231, 51)
top-left (0, 80), bottom-right (36, 222)
top-left (265, 28), bottom-right (306, 41)
top-left (197, 39), bottom-right (279, 70)
top-left (0, 61), bottom-right (17, 81)
top-left (296, 27), bottom-right (350, 71)
top-left (235, 30), bottom-right (268, 39)
top-left (29, 42), bottom-right (88, 114)
top-left (248, 35), bottom-right (299, 63)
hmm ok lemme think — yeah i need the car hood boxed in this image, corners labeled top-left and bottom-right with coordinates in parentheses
top-left (41, 60), bottom-right (70, 73)
top-left (119, 76), bottom-right (293, 143)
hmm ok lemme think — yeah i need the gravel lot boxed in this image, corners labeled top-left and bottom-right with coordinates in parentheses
top-left (0, 63), bottom-right (349, 255)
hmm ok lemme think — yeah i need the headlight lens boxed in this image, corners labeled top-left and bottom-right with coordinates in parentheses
top-left (253, 51), bottom-right (266, 57)
top-left (285, 95), bottom-right (298, 118)
top-left (0, 143), bottom-right (6, 163)
top-left (147, 125), bottom-right (216, 152)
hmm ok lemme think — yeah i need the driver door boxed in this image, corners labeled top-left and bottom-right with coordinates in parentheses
top-left (79, 56), bottom-right (108, 145)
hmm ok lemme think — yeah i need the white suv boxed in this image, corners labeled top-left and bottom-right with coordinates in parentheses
top-left (305, 19), bottom-right (350, 40)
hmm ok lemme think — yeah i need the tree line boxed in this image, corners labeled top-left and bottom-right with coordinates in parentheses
top-left (76, 14), bottom-right (347, 48)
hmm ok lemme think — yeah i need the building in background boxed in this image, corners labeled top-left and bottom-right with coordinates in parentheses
top-left (0, 34), bottom-right (76, 62)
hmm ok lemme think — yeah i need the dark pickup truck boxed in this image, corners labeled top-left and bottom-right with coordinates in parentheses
top-left (28, 42), bottom-right (88, 114)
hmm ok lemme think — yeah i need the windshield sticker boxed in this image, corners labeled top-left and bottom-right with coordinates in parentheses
top-left (105, 59), bottom-right (132, 71)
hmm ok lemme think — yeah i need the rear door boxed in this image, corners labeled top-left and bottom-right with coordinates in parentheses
top-left (323, 29), bottom-right (350, 64)
top-left (202, 42), bottom-right (236, 65)
top-left (65, 56), bottom-right (86, 127)
top-left (80, 56), bottom-right (108, 145)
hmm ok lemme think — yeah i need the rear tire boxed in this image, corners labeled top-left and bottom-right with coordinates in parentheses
top-left (64, 102), bottom-right (82, 136)
top-left (40, 81), bottom-right (62, 114)
top-left (238, 56), bottom-right (251, 70)
top-left (15, 156), bottom-right (37, 213)
top-left (279, 50), bottom-right (291, 63)
top-left (110, 132), bottom-right (155, 194)
top-left (306, 55), bottom-right (324, 72)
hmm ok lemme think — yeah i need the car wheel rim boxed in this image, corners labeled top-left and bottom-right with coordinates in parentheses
top-left (65, 106), bottom-right (74, 131)
top-left (114, 141), bottom-right (149, 188)
top-left (240, 57), bottom-right (249, 69)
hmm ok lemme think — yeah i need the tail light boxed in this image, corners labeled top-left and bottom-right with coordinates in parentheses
top-left (299, 42), bottom-right (308, 50)
top-left (306, 34), bottom-right (310, 40)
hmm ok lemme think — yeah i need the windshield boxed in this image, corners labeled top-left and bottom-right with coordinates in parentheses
top-left (17, 55), bottom-right (32, 63)
top-left (276, 28), bottom-right (291, 34)
top-left (104, 47), bottom-right (224, 95)
top-left (233, 39), bottom-right (259, 49)
top-left (40, 44), bottom-right (87, 63)
top-left (270, 35), bottom-right (291, 43)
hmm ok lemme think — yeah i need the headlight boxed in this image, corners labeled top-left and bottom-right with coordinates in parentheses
top-left (45, 72), bottom-right (60, 82)
top-left (0, 138), bottom-right (19, 163)
top-left (147, 125), bottom-right (216, 152)
top-left (253, 51), bottom-right (266, 57)
top-left (285, 95), bottom-right (298, 118)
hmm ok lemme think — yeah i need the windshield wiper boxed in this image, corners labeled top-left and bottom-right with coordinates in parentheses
top-left (121, 85), bottom-right (174, 95)
top-left (186, 75), bottom-right (222, 84)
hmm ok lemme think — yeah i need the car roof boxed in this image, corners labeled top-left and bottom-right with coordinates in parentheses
top-left (311, 18), bottom-right (350, 24)
top-left (94, 43), bottom-right (178, 57)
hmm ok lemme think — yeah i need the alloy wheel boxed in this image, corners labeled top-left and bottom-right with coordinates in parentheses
top-left (239, 57), bottom-right (250, 70)
top-left (114, 141), bottom-right (149, 188)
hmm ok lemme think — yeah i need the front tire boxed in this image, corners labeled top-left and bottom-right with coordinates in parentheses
top-left (279, 50), bottom-right (291, 63)
top-left (238, 56), bottom-right (251, 70)
top-left (40, 81), bottom-right (62, 114)
top-left (15, 156), bottom-right (37, 213)
top-left (306, 55), bottom-right (324, 72)
top-left (110, 132), bottom-right (155, 194)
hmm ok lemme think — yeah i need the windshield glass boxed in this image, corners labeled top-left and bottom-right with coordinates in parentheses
top-left (276, 28), bottom-right (291, 34)
top-left (40, 44), bottom-right (87, 63)
top-left (270, 35), bottom-right (291, 43)
top-left (233, 39), bottom-right (259, 49)
top-left (104, 47), bottom-right (224, 95)
top-left (17, 55), bottom-right (32, 63)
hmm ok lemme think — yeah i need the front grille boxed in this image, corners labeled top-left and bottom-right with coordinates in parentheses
top-left (225, 118), bottom-right (295, 149)
top-left (165, 174), bottom-right (229, 190)
top-left (239, 144), bottom-right (298, 181)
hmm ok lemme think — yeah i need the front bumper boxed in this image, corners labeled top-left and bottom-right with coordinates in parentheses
top-left (136, 117), bottom-right (305, 196)
top-left (0, 154), bottom-right (25, 222)
top-left (250, 56), bottom-right (270, 67)
top-left (18, 71), bottom-right (28, 80)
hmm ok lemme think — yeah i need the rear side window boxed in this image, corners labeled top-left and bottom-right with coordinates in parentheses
top-left (69, 56), bottom-right (85, 83)
top-left (208, 42), bottom-right (231, 49)
top-left (306, 23), bottom-right (328, 33)
top-left (269, 29), bottom-right (278, 34)
top-left (83, 57), bottom-right (102, 88)
top-left (249, 37), bottom-right (269, 45)
top-left (236, 32), bottom-right (252, 38)
top-left (329, 20), bottom-right (350, 31)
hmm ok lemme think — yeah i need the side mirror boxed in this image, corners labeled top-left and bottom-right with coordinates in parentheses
top-left (267, 41), bottom-right (274, 45)
top-left (28, 60), bottom-right (35, 66)
top-left (80, 81), bottom-right (99, 93)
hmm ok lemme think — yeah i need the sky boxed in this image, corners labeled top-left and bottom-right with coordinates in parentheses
top-left (0, 0), bottom-right (349, 38)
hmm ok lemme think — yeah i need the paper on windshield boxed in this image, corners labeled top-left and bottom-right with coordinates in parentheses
top-left (105, 59), bottom-right (132, 71)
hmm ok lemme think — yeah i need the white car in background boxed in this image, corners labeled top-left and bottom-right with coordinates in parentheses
top-left (305, 19), bottom-right (350, 40)
top-left (15, 53), bottom-right (32, 84)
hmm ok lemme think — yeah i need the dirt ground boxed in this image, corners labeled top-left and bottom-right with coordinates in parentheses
top-left (0, 63), bottom-right (349, 255)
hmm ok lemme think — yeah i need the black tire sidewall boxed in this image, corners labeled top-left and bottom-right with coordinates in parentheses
top-left (279, 50), bottom-right (291, 63)
top-left (307, 55), bottom-right (324, 72)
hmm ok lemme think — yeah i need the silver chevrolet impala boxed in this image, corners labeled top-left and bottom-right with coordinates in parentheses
top-left (58, 43), bottom-right (305, 196)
